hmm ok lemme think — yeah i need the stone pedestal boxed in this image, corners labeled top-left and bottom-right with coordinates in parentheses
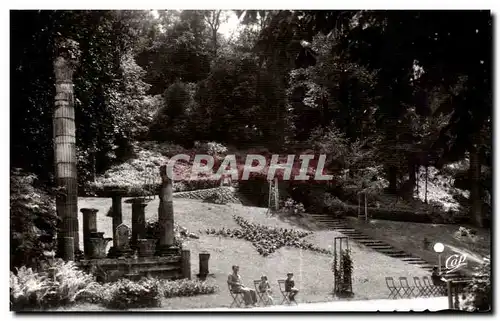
top-left (181, 249), bottom-right (191, 280)
top-left (137, 239), bottom-right (156, 258)
top-left (197, 252), bottom-right (210, 280)
top-left (88, 238), bottom-right (112, 259)
top-left (81, 208), bottom-right (98, 257)
top-left (131, 199), bottom-right (147, 249)
top-left (156, 165), bottom-right (175, 256)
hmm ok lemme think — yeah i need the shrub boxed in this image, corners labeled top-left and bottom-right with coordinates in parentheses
top-left (160, 279), bottom-right (218, 298)
top-left (280, 198), bottom-right (305, 216)
top-left (194, 141), bottom-right (228, 156)
top-left (204, 191), bottom-right (229, 205)
top-left (102, 278), bottom-right (162, 310)
top-left (460, 258), bottom-right (491, 312)
top-left (10, 260), bottom-right (100, 310)
top-left (145, 220), bottom-right (184, 249)
top-left (10, 168), bottom-right (59, 271)
top-left (178, 179), bottom-right (221, 192)
top-left (332, 249), bottom-right (353, 296)
top-left (204, 215), bottom-right (332, 257)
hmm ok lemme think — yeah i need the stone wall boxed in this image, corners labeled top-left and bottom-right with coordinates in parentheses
top-left (77, 256), bottom-right (184, 282)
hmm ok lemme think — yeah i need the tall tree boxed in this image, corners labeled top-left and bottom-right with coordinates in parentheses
top-left (203, 10), bottom-right (228, 57)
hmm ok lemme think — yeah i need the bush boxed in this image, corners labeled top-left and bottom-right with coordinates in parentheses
top-left (280, 198), bottom-right (305, 216)
top-left (145, 220), bottom-right (184, 249)
top-left (332, 249), bottom-right (354, 296)
top-left (160, 279), bottom-right (218, 298)
top-left (460, 258), bottom-right (491, 312)
top-left (194, 141), bottom-right (228, 156)
top-left (204, 215), bottom-right (332, 257)
top-left (10, 168), bottom-right (59, 271)
top-left (204, 191), bottom-right (229, 205)
top-left (103, 278), bottom-right (162, 310)
top-left (10, 260), bottom-right (100, 310)
top-left (176, 179), bottom-right (221, 192)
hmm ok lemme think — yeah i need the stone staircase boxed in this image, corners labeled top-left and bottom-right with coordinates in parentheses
top-left (310, 214), bottom-right (461, 277)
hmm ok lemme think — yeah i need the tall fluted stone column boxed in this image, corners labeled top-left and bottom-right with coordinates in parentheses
top-left (131, 199), bottom-right (147, 248)
top-left (81, 208), bottom-right (98, 257)
top-left (157, 165), bottom-right (177, 256)
top-left (53, 38), bottom-right (81, 257)
top-left (62, 237), bottom-right (75, 261)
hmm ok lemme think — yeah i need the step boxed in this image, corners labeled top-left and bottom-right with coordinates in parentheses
top-left (388, 253), bottom-right (411, 258)
top-left (402, 258), bottom-right (427, 262)
top-left (367, 245), bottom-right (393, 250)
top-left (350, 237), bottom-right (371, 240)
top-left (357, 239), bottom-right (386, 244)
top-left (376, 248), bottom-right (403, 253)
top-left (406, 260), bottom-right (427, 265)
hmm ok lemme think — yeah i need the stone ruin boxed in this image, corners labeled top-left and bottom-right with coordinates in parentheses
top-left (60, 165), bottom-right (192, 282)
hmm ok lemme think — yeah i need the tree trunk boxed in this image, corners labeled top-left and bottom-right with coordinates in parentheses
top-left (469, 146), bottom-right (483, 227)
top-left (425, 166), bottom-right (428, 204)
top-left (364, 193), bottom-right (368, 222)
top-left (388, 166), bottom-right (398, 194)
top-left (212, 29), bottom-right (218, 57)
top-left (408, 157), bottom-right (416, 196)
top-left (53, 39), bottom-right (80, 256)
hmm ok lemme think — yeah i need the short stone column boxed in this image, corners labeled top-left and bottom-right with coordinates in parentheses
top-left (181, 249), bottom-right (191, 280)
top-left (62, 236), bottom-right (75, 261)
top-left (81, 208), bottom-right (98, 258)
top-left (88, 238), bottom-right (112, 259)
top-left (156, 165), bottom-right (177, 256)
top-left (197, 252), bottom-right (210, 280)
top-left (111, 193), bottom-right (123, 248)
top-left (137, 239), bottom-right (156, 258)
top-left (131, 199), bottom-right (147, 248)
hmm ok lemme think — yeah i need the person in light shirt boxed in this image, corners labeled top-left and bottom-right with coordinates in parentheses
top-left (227, 265), bottom-right (257, 306)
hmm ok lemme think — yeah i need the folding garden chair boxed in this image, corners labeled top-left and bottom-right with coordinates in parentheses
top-left (228, 283), bottom-right (245, 308)
top-left (254, 280), bottom-right (271, 306)
top-left (399, 277), bottom-right (414, 298)
top-left (413, 277), bottom-right (429, 298)
top-left (277, 280), bottom-right (293, 305)
top-left (422, 276), bottom-right (441, 296)
top-left (385, 277), bottom-right (401, 299)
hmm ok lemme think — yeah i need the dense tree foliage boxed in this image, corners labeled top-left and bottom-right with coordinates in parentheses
top-left (10, 10), bottom-right (492, 269)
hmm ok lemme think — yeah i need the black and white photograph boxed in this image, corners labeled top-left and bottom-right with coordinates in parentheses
top-left (7, 3), bottom-right (493, 314)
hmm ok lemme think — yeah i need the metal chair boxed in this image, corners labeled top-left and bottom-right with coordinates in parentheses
top-left (399, 277), bottom-right (414, 298)
top-left (278, 280), bottom-right (293, 305)
top-left (385, 277), bottom-right (401, 299)
top-left (254, 280), bottom-right (272, 306)
top-left (228, 283), bottom-right (245, 308)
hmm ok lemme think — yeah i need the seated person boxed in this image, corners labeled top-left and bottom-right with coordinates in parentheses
top-left (258, 275), bottom-right (273, 305)
top-left (285, 272), bottom-right (299, 302)
top-left (431, 266), bottom-right (446, 286)
top-left (227, 265), bottom-right (258, 306)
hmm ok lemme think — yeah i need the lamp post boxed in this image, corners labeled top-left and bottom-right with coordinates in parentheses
top-left (433, 242), bottom-right (445, 274)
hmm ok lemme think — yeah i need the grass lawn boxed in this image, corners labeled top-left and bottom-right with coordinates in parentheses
top-left (70, 197), bottom-right (433, 310)
top-left (346, 217), bottom-right (491, 274)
